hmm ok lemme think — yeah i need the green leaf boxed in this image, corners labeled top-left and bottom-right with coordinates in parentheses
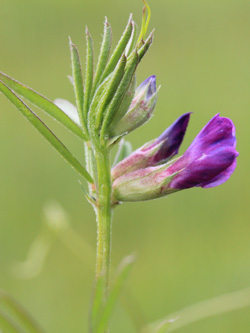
top-left (69, 38), bottom-right (88, 135)
top-left (0, 81), bottom-right (93, 183)
top-left (88, 54), bottom-right (127, 138)
top-left (0, 290), bottom-right (45, 333)
top-left (112, 139), bottom-right (133, 167)
top-left (100, 51), bottom-right (138, 141)
top-left (88, 75), bottom-right (110, 118)
top-left (126, 21), bottom-right (138, 55)
top-left (91, 18), bottom-right (112, 95)
top-left (96, 255), bottom-right (135, 332)
top-left (137, 31), bottom-right (154, 62)
top-left (100, 16), bottom-right (133, 82)
top-left (83, 27), bottom-right (94, 119)
top-left (0, 71), bottom-right (86, 140)
top-left (88, 74), bottom-right (110, 115)
top-left (87, 76), bottom-right (111, 145)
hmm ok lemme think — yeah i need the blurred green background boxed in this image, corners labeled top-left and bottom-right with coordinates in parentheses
top-left (0, 0), bottom-right (249, 332)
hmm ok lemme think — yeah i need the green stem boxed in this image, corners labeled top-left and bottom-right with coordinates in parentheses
top-left (96, 149), bottom-right (112, 285)
top-left (91, 147), bottom-right (113, 332)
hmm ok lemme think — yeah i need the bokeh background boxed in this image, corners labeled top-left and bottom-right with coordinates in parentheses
top-left (0, 0), bottom-right (250, 332)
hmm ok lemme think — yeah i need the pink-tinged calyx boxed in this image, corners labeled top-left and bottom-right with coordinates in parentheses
top-left (112, 113), bottom-right (191, 179)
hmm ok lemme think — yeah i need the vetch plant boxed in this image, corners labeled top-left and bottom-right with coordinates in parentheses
top-left (0, 1), bottom-right (243, 332)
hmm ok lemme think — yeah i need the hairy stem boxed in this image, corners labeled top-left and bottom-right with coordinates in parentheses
top-left (95, 149), bottom-right (112, 286)
top-left (91, 147), bottom-right (113, 332)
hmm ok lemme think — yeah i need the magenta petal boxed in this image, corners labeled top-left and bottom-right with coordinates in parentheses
top-left (200, 158), bottom-right (238, 188)
top-left (168, 114), bottom-right (238, 190)
top-left (186, 114), bottom-right (236, 160)
top-left (169, 147), bottom-right (237, 189)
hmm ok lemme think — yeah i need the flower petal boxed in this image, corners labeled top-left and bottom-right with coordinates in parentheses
top-left (169, 147), bottom-right (238, 189)
top-left (200, 158), bottom-right (238, 188)
top-left (186, 114), bottom-right (236, 160)
top-left (150, 113), bottom-right (191, 163)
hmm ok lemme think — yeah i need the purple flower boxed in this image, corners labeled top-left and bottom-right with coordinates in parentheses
top-left (168, 114), bottom-right (238, 189)
top-left (112, 113), bottom-right (191, 180)
top-left (112, 114), bottom-right (238, 202)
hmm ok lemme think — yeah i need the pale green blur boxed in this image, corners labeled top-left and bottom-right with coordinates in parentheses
top-left (0, 0), bottom-right (249, 332)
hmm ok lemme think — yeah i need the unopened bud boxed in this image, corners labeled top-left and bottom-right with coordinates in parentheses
top-left (111, 76), bottom-right (158, 137)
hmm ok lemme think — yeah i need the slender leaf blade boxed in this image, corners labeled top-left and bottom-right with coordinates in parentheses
top-left (100, 16), bottom-right (133, 82)
top-left (0, 71), bottom-right (86, 140)
top-left (137, 30), bottom-right (154, 62)
top-left (95, 54), bottom-right (127, 128)
top-left (88, 53), bottom-right (126, 136)
top-left (83, 27), bottom-right (94, 119)
top-left (100, 51), bottom-right (138, 140)
top-left (88, 75), bottom-right (110, 119)
top-left (0, 81), bottom-right (93, 183)
top-left (91, 18), bottom-right (112, 95)
top-left (87, 75), bottom-right (111, 145)
top-left (69, 38), bottom-right (88, 135)
top-left (126, 21), bottom-right (138, 55)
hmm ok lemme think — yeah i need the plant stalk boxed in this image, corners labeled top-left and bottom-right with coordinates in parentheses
top-left (96, 149), bottom-right (112, 287)
top-left (91, 147), bottom-right (113, 332)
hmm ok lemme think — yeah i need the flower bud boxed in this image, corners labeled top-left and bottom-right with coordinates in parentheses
top-left (111, 113), bottom-right (191, 180)
top-left (111, 76), bottom-right (158, 137)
